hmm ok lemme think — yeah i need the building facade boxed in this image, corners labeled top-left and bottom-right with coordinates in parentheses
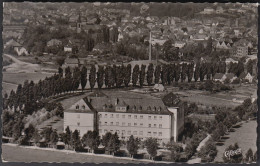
top-left (64, 92), bottom-right (184, 144)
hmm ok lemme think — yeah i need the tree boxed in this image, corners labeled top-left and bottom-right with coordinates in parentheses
top-left (105, 66), bottom-right (113, 88)
top-left (147, 63), bottom-right (154, 86)
top-left (187, 63), bottom-right (194, 82)
top-left (64, 126), bottom-right (72, 147)
top-left (97, 66), bottom-right (104, 89)
top-left (245, 148), bottom-right (254, 163)
top-left (50, 130), bottom-right (58, 146)
top-left (161, 64), bottom-right (168, 85)
top-left (41, 127), bottom-right (53, 143)
top-left (223, 143), bottom-right (243, 163)
top-left (127, 135), bottom-right (139, 158)
top-left (154, 65), bottom-right (161, 84)
top-left (145, 138), bottom-right (158, 160)
top-left (198, 139), bottom-right (217, 162)
top-left (58, 67), bottom-right (63, 77)
top-left (236, 61), bottom-right (244, 77)
top-left (82, 130), bottom-right (100, 153)
top-left (32, 129), bottom-right (41, 145)
top-left (166, 141), bottom-right (183, 162)
top-left (124, 64), bottom-right (131, 87)
top-left (24, 123), bottom-right (35, 139)
top-left (56, 57), bottom-right (65, 66)
top-left (132, 65), bottom-right (139, 86)
top-left (114, 65), bottom-right (124, 88)
top-left (111, 26), bottom-right (119, 43)
top-left (12, 118), bottom-right (24, 140)
top-left (175, 64), bottom-right (181, 82)
top-left (80, 66), bottom-right (87, 91)
top-left (102, 25), bottom-right (110, 43)
top-left (72, 67), bottom-right (81, 91)
top-left (72, 129), bottom-right (82, 151)
top-left (102, 132), bottom-right (112, 148)
top-left (89, 64), bottom-right (96, 91)
top-left (55, 103), bottom-right (64, 118)
top-left (206, 37), bottom-right (213, 54)
top-left (107, 132), bottom-right (120, 155)
top-left (181, 63), bottom-right (187, 82)
top-left (246, 59), bottom-right (253, 75)
top-left (139, 64), bottom-right (146, 87)
top-left (194, 63), bottom-right (200, 82)
top-left (199, 63), bottom-right (207, 82)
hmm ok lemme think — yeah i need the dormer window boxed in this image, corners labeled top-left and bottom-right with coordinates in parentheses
top-left (76, 105), bottom-right (79, 110)
top-left (82, 105), bottom-right (85, 110)
top-left (147, 106), bottom-right (151, 111)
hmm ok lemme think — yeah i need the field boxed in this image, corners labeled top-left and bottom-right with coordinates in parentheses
top-left (214, 120), bottom-right (257, 162)
top-left (2, 144), bottom-right (148, 163)
top-left (3, 72), bottom-right (54, 94)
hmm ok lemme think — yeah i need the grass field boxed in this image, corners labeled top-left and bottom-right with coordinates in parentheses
top-left (214, 120), bottom-right (257, 162)
top-left (2, 144), bottom-right (148, 163)
top-left (3, 72), bottom-right (54, 94)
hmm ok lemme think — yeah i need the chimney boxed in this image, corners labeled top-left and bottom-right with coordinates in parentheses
top-left (149, 31), bottom-right (152, 61)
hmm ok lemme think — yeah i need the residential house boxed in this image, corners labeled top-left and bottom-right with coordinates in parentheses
top-left (232, 39), bottom-right (249, 57)
top-left (213, 73), bottom-right (225, 82)
top-left (203, 7), bottom-right (215, 14)
top-left (216, 6), bottom-right (224, 13)
top-left (64, 45), bottom-right (73, 52)
top-left (213, 73), bottom-right (236, 83)
top-left (225, 58), bottom-right (238, 64)
top-left (47, 39), bottom-right (62, 47)
top-left (239, 72), bottom-right (253, 83)
top-left (225, 73), bottom-right (237, 82)
top-left (215, 41), bottom-right (232, 50)
top-left (174, 41), bottom-right (186, 48)
top-left (4, 39), bottom-right (29, 56)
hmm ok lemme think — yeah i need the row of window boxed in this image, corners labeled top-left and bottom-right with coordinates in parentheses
top-left (100, 121), bottom-right (163, 128)
top-left (100, 129), bottom-right (163, 136)
top-left (99, 114), bottom-right (163, 120)
top-left (76, 105), bottom-right (85, 110)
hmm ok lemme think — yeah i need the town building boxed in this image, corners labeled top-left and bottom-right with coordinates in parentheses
top-left (47, 39), bottom-right (62, 47)
top-left (64, 91), bottom-right (185, 144)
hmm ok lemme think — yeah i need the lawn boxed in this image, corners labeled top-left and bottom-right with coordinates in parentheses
top-left (214, 120), bottom-right (257, 162)
top-left (2, 144), bottom-right (147, 163)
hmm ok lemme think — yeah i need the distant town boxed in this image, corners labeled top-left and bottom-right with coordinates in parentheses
top-left (2, 2), bottom-right (258, 164)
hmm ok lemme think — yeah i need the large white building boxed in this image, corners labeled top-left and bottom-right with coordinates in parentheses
top-left (64, 91), bottom-right (184, 144)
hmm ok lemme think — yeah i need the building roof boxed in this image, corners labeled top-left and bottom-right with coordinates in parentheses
top-left (213, 73), bottom-right (225, 79)
top-left (225, 73), bottom-right (236, 80)
top-left (5, 39), bottom-right (22, 47)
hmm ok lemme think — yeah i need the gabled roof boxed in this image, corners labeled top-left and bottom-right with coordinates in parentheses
top-left (5, 39), bottom-right (22, 47)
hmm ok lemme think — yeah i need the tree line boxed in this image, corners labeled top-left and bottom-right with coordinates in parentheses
top-left (5, 59), bottom-right (249, 117)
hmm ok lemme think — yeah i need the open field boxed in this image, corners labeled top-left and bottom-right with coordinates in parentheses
top-left (214, 120), bottom-right (257, 162)
top-left (3, 72), bottom-right (54, 85)
top-left (2, 144), bottom-right (148, 163)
